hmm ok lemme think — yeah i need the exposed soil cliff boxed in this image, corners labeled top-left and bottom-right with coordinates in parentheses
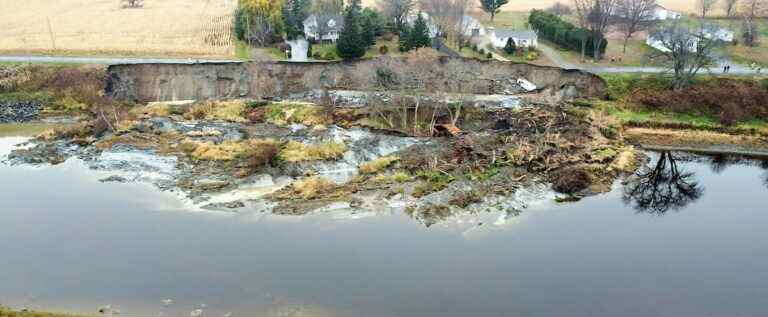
top-left (106, 56), bottom-right (607, 103)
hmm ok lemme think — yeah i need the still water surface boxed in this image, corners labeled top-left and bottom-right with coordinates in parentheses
top-left (2, 136), bottom-right (768, 317)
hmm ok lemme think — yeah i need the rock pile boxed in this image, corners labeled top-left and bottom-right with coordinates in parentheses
top-left (0, 100), bottom-right (41, 123)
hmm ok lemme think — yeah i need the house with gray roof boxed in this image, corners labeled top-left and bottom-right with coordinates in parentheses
top-left (489, 29), bottom-right (538, 49)
top-left (304, 14), bottom-right (344, 42)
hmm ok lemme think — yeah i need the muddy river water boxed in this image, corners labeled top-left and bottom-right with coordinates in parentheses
top-left (2, 134), bottom-right (768, 317)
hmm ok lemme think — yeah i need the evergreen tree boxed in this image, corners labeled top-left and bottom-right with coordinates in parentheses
top-left (307, 41), bottom-right (313, 59)
top-left (362, 12), bottom-right (376, 46)
top-left (336, 0), bottom-right (367, 59)
top-left (480, 0), bottom-right (510, 22)
top-left (408, 12), bottom-right (431, 50)
top-left (283, 0), bottom-right (309, 40)
top-left (503, 37), bottom-right (517, 55)
top-left (398, 26), bottom-right (412, 52)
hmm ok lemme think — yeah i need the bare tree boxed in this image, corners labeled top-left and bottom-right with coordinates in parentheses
top-left (623, 152), bottom-right (703, 215)
top-left (574, 0), bottom-right (620, 60)
top-left (547, 2), bottom-right (574, 16)
top-left (420, 0), bottom-right (472, 49)
top-left (573, 0), bottom-right (593, 60)
top-left (698, 0), bottom-right (718, 17)
top-left (616, 0), bottom-right (657, 53)
top-left (648, 22), bottom-right (718, 90)
top-left (724, 0), bottom-right (740, 16)
top-left (741, 0), bottom-right (767, 46)
top-left (378, 0), bottom-right (414, 32)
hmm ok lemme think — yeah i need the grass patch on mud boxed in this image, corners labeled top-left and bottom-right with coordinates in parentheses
top-left (279, 141), bottom-right (346, 162)
top-left (0, 123), bottom-right (65, 137)
top-left (264, 102), bottom-right (330, 126)
top-left (0, 305), bottom-right (83, 317)
top-left (359, 156), bottom-right (399, 174)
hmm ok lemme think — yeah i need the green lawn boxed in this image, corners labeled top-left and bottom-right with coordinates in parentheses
top-left (235, 40), bottom-right (252, 60)
top-left (454, 45), bottom-right (493, 60)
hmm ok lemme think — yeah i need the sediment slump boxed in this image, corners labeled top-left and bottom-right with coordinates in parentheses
top-left (106, 56), bottom-right (606, 102)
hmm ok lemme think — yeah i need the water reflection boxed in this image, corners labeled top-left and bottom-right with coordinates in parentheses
top-left (623, 152), bottom-right (704, 215)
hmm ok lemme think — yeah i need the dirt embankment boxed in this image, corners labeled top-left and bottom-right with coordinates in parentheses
top-left (106, 55), bottom-right (607, 103)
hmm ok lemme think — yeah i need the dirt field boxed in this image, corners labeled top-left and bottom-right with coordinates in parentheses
top-left (363, 0), bottom-right (709, 15)
top-left (0, 0), bottom-right (236, 57)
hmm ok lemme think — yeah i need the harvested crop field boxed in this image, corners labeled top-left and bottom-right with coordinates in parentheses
top-left (0, 0), bottom-right (236, 57)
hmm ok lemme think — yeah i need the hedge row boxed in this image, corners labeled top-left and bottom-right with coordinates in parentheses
top-left (528, 10), bottom-right (606, 57)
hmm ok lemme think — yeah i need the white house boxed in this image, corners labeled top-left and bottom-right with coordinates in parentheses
top-left (646, 32), bottom-right (699, 53)
top-left (406, 13), bottom-right (485, 39)
top-left (460, 15), bottom-right (486, 38)
top-left (304, 14), bottom-right (343, 42)
top-left (652, 5), bottom-right (683, 20)
top-left (406, 12), bottom-right (440, 38)
top-left (702, 24), bottom-right (735, 42)
top-left (489, 29), bottom-right (538, 49)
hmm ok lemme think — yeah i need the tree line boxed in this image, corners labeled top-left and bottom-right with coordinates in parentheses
top-left (529, 10), bottom-right (607, 58)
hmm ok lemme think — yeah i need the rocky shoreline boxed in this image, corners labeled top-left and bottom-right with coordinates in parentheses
top-left (0, 99), bottom-right (41, 123)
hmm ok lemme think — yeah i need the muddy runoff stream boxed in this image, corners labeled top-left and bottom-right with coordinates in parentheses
top-left (3, 127), bottom-right (768, 316)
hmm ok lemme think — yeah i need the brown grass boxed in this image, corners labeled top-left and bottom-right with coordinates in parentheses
top-left (279, 141), bottom-right (347, 162)
top-left (185, 100), bottom-right (247, 123)
top-left (290, 176), bottom-right (337, 200)
top-left (0, 0), bottom-right (236, 57)
top-left (624, 127), bottom-right (768, 148)
top-left (359, 156), bottom-right (400, 174)
top-left (189, 139), bottom-right (279, 161)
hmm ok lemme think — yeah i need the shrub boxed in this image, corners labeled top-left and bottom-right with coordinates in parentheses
top-left (551, 168), bottom-right (591, 194)
top-left (375, 67), bottom-right (398, 88)
top-left (379, 45), bottom-right (390, 55)
top-left (486, 52), bottom-right (493, 59)
top-left (479, 48), bottom-right (485, 55)
top-left (529, 9), bottom-right (606, 57)
top-left (279, 141), bottom-right (347, 162)
top-left (381, 32), bottom-right (395, 41)
top-left (503, 38), bottom-right (517, 55)
top-left (449, 190), bottom-right (483, 208)
top-left (243, 139), bottom-right (280, 169)
top-left (323, 51), bottom-right (337, 60)
top-left (632, 78), bottom-right (768, 124)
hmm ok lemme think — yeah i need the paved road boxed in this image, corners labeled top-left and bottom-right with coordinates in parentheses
top-left (536, 43), bottom-right (763, 75)
top-left (0, 55), bottom-right (241, 65)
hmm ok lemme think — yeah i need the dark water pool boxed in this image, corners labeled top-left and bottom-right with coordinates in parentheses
top-left (2, 136), bottom-right (768, 317)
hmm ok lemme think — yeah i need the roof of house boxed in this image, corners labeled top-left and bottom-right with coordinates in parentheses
top-left (702, 24), bottom-right (733, 34)
top-left (493, 29), bottom-right (537, 40)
